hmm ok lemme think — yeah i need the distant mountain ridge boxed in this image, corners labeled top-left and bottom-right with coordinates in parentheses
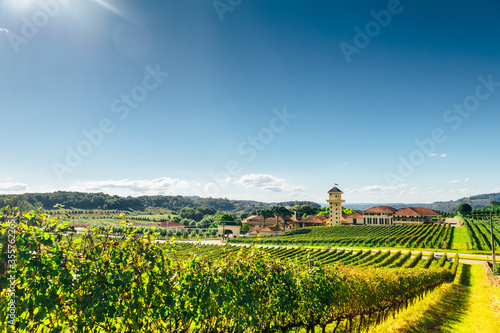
top-left (427, 192), bottom-right (500, 212)
top-left (344, 203), bottom-right (428, 211)
top-left (345, 192), bottom-right (500, 213)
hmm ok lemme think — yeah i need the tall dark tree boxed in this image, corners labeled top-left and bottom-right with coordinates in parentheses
top-left (218, 213), bottom-right (235, 222)
top-left (257, 208), bottom-right (274, 229)
top-left (271, 206), bottom-right (292, 231)
top-left (293, 205), bottom-right (320, 218)
top-left (457, 203), bottom-right (472, 215)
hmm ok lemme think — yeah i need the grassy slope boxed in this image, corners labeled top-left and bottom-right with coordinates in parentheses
top-left (446, 264), bottom-right (500, 333)
top-left (452, 226), bottom-right (470, 251)
top-left (368, 264), bottom-right (500, 333)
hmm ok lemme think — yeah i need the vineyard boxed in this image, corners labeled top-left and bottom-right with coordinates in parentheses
top-left (175, 243), bottom-right (457, 271)
top-left (230, 224), bottom-right (456, 250)
top-left (0, 208), bottom-right (460, 333)
top-left (463, 217), bottom-right (500, 251)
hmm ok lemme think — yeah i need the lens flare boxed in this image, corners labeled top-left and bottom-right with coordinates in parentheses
top-left (91, 0), bottom-right (130, 20)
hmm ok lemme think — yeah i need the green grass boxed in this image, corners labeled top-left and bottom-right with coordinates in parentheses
top-left (368, 264), bottom-right (500, 333)
top-left (70, 217), bottom-right (127, 227)
top-left (131, 213), bottom-right (177, 219)
top-left (452, 226), bottom-right (470, 251)
top-left (446, 264), bottom-right (500, 333)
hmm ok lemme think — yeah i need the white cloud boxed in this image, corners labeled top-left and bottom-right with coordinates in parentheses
top-left (449, 177), bottom-right (469, 184)
top-left (218, 177), bottom-right (232, 183)
top-left (234, 174), bottom-right (305, 193)
top-left (357, 183), bottom-right (407, 193)
top-left (0, 28), bottom-right (8, 35)
top-left (428, 153), bottom-right (437, 157)
top-left (0, 182), bottom-right (29, 193)
top-left (491, 188), bottom-right (500, 193)
top-left (440, 153), bottom-right (447, 157)
top-left (66, 177), bottom-right (189, 196)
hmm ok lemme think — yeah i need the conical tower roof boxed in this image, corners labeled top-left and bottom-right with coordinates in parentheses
top-left (328, 186), bottom-right (343, 193)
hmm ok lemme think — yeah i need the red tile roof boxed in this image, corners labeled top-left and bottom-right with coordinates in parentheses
top-left (363, 206), bottom-right (397, 214)
top-left (298, 215), bottom-right (328, 224)
top-left (411, 207), bottom-right (440, 216)
top-left (394, 207), bottom-right (419, 216)
top-left (395, 207), bottom-right (440, 216)
top-left (260, 227), bottom-right (282, 232)
top-left (344, 213), bottom-right (364, 218)
top-left (242, 215), bottom-right (262, 223)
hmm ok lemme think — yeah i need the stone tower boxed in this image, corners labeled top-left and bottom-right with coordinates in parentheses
top-left (326, 186), bottom-right (345, 226)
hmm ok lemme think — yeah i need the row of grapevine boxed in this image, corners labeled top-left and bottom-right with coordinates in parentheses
top-left (0, 208), bottom-right (458, 333)
top-left (421, 252), bottom-right (435, 268)
top-left (463, 218), bottom-right (500, 251)
top-left (464, 219), bottom-right (480, 249)
top-left (441, 224), bottom-right (453, 249)
top-left (235, 245), bottom-right (454, 273)
top-left (402, 225), bottom-right (432, 247)
top-left (94, 225), bottom-right (219, 238)
top-left (430, 224), bottom-right (446, 248)
top-left (417, 225), bottom-right (440, 248)
top-left (388, 251), bottom-right (412, 268)
top-left (358, 250), bottom-right (392, 267)
top-left (404, 252), bottom-right (423, 268)
top-left (231, 224), bottom-right (456, 250)
top-left (372, 251), bottom-right (401, 268)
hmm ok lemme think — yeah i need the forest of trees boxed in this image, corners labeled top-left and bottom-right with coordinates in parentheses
top-left (470, 201), bottom-right (500, 215)
top-left (0, 191), bottom-right (321, 216)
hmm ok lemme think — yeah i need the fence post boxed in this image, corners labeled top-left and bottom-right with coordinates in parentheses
top-left (490, 212), bottom-right (496, 268)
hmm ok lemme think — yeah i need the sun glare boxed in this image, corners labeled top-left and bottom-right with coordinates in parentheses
top-left (91, 0), bottom-right (130, 20)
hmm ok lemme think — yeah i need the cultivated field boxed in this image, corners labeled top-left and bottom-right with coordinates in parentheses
top-left (230, 221), bottom-right (499, 254)
top-left (1, 209), bottom-right (498, 332)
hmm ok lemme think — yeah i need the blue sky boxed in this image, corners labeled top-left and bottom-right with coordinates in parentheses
top-left (1, 0), bottom-right (499, 204)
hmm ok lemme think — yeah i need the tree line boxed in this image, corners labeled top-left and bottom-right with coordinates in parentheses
top-left (0, 191), bottom-right (320, 216)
